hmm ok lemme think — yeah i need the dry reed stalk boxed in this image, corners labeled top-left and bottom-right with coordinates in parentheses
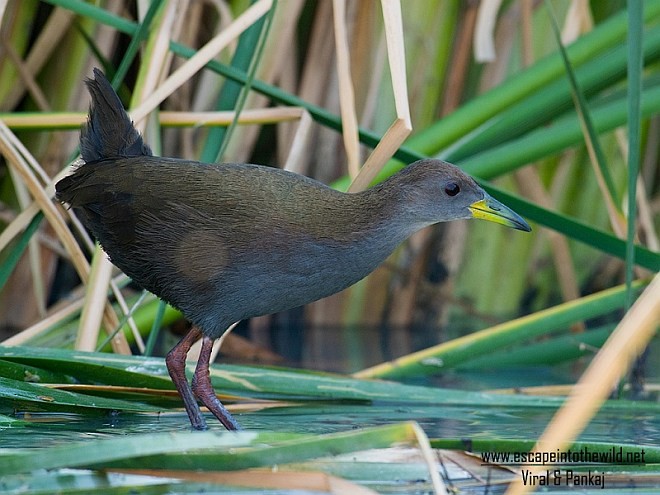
top-left (332, 0), bottom-right (361, 178)
top-left (505, 272), bottom-right (660, 495)
top-left (0, 108), bottom-right (305, 129)
top-left (130, 0), bottom-right (274, 127)
top-left (0, 120), bottom-right (130, 353)
top-left (348, 0), bottom-right (411, 193)
top-left (224, 0), bottom-right (305, 164)
top-left (474, 0), bottom-right (502, 62)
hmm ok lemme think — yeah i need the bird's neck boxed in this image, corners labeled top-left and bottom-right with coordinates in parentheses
top-left (341, 180), bottom-right (430, 258)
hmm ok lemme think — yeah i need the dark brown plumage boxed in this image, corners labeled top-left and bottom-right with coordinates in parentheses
top-left (56, 69), bottom-right (530, 431)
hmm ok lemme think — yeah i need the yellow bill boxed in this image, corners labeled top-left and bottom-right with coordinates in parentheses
top-left (469, 193), bottom-right (531, 232)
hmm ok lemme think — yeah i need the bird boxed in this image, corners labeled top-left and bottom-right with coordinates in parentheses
top-left (56, 69), bottom-right (531, 431)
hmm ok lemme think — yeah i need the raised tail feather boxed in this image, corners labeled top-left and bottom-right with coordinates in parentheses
top-left (56, 68), bottom-right (152, 205)
top-left (80, 68), bottom-right (152, 162)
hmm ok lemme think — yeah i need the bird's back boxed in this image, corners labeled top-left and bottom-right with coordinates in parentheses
top-left (59, 156), bottom-right (397, 335)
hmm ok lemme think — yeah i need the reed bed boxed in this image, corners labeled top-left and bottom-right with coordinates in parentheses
top-left (0, 1), bottom-right (658, 493)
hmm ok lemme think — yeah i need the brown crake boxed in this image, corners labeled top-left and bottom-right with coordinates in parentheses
top-left (56, 69), bottom-right (530, 431)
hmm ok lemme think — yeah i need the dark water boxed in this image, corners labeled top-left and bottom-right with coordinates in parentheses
top-left (2, 363), bottom-right (658, 495)
top-left (3, 364), bottom-right (658, 448)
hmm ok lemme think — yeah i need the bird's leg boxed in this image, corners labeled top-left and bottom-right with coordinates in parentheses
top-left (165, 326), bottom-right (207, 430)
top-left (191, 335), bottom-right (243, 431)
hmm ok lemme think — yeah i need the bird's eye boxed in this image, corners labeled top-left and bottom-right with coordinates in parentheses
top-left (444, 182), bottom-right (460, 197)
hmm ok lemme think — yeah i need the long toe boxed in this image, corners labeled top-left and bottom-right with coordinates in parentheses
top-left (193, 383), bottom-right (243, 431)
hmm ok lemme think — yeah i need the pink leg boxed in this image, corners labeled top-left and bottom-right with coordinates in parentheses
top-left (192, 335), bottom-right (242, 431)
top-left (165, 327), bottom-right (207, 430)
